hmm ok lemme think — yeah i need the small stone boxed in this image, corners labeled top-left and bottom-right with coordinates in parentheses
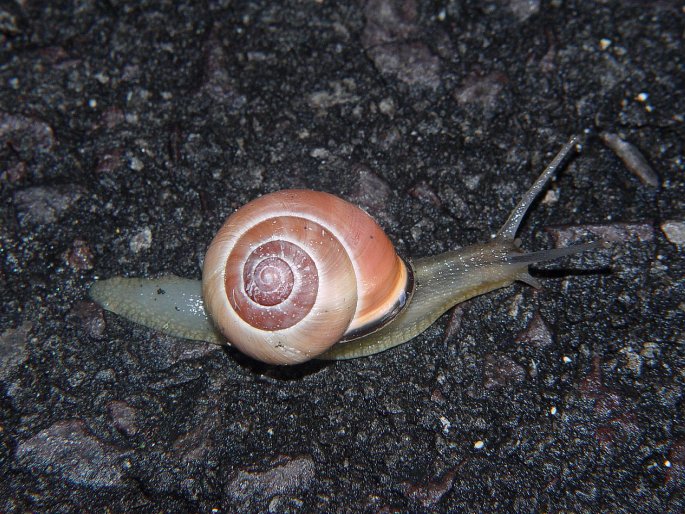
top-left (408, 181), bottom-right (442, 208)
top-left (199, 31), bottom-right (248, 110)
top-left (69, 301), bottom-right (106, 339)
top-left (366, 42), bottom-right (441, 89)
top-left (172, 408), bottom-right (220, 462)
top-left (108, 401), bottom-right (139, 437)
top-left (349, 165), bottom-right (394, 226)
top-left (309, 147), bottom-right (330, 160)
top-left (308, 80), bottom-right (358, 110)
top-left (599, 38), bottom-right (612, 50)
top-left (378, 97), bottom-right (396, 117)
top-left (542, 188), bottom-right (559, 205)
top-left (439, 416), bottom-right (451, 435)
top-left (515, 313), bottom-right (553, 348)
top-left (361, 0), bottom-right (441, 89)
top-left (225, 455), bottom-right (315, 502)
top-left (96, 149), bottom-right (124, 173)
top-left (545, 223), bottom-right (654, 247)
top-left (0, 112), bottom-right (55, 159)
top-left (129, 227), bottom-right (152, 253)
top-left (410, 218), bottom-right (434, 242)
top-left (600, 132), bottom-right (659, 187)
top-left (13, 185), bottom-right (84, 226)
top-left (95, 368), bottom-right (116, 383)
top-left (0, 322), bottom-right (31, 378)
top-left (168, 339), bottom-right (219, 363)
top-left (508, 0), bottom-right (540, 21)
top-left (15, 419), bottom-right (126, 488)
top-left (640, 341), bottom-right (660, 361)
top-left (362, 0), bottom-right (418, 47)
top-left (64, 239), bottom-right (94, 270)
top-left (100, 107), bottom-right (125, 128)
top-left (129, 156), bottom-right (144, 171)
top-left (484, 353), bottom-right (526, 389)
top-left (0, 7), bottom-right (20, 35)
top-left (403, 469), bottom-right (456, 507)
top-left (661, 221), bottom-right (685, 246)
top-left (619, 347), bottom-right (642, 375)
top-left (443, 303), bottom-right (467, 343)
top-left (454, 72), bottom-right (507, 117)
top-left (1, 161), bottom-right (27, 183)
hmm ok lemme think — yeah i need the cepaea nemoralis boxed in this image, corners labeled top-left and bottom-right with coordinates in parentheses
top-left (90, 137), bottom-right (606, 365)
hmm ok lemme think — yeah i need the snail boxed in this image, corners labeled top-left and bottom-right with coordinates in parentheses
top-left (90, 136), bottom-right (606, 365)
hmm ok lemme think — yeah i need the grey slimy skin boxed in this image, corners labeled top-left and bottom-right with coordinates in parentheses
top-left (90, 137), bottom-right (604, 361)
top-left (90, 276), bottom-right (224, 344)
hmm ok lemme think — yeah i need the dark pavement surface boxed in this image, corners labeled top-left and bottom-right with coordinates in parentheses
top-left (1, 1), bottom-right (683, 511)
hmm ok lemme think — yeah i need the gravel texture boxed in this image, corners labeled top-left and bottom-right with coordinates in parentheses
top-left (1, 0), bottom-right (684, 512)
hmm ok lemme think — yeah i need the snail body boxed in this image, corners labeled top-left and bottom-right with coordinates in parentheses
top-left (90, 137), bottom-right (603, 365)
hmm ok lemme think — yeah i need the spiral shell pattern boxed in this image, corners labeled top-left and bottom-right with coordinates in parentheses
top-left (202, 190), bottom-right (412, 364)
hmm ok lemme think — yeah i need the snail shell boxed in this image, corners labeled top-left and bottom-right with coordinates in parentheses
top-left (202, 190), bottom-right (414, 365)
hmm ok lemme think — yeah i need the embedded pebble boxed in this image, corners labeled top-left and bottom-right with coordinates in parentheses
top-left (1, 161), bottom-right (27, 183)
top-left (0, 111), bottom-right (55, 158)
top-left (0, 322), bottom-right (31, 378)
top-left (545, 223), bottom-right (654, 247)
top-left (660, 220), bottom-right (685, 246)
top-left (172, 408), bottom-right (220, 462)
top-left (225, 455), bottom-right (315, 502)
top-left (199, 33), bottom-right (248, 110)
top-left (108, 400), bottom-right (140, 437)
top-left (378, 97), bottom-right (396, 117)
top-left (362, 0), bottom-right (441, 89)
top-left (99, 107), bottom-right (125, 129)
top-left (13, 185), bottom-right (84, 226)
top-left (129, 156), bottom-right (144, 171)
top-left (508, 0), bottom-right (541, 21)
top-left (403, 469), bottom-right (456, 507)
top-left (64, 239), bottom-right (94, 270)
top-left (15, 420), bottom-right (127, 488)
top-left (640, 341), bottom-right (661, 362)
top-left (349, 165), bottom-right (394, 226)
top-left (129, 227), bottom-right (152, 253)
top-left (309, 147), bottom-right (330, 160)
top-left (515, 312), bottom-right (553, 348)
top-left (167, 339), bottom-right (219, 364)
top-left (308, 80), bottom-right (359, 110)
top-left (0, 7), bottom-right (20, 34)
top-left (408, 181), bottom-right (442, 208)
top-left (600, 132), bottom-right (659, 187)
top-left (96, 149), bottom-right (124, 173)
top-left (483, 354), bottom-right (526, 389)
top-left (443, 304), bottom-right (467, 343)
top-left (410, 218), bottom-right (434, 242)
top-left (619, 346), bottom-right (642, 375)
top-left (362, 0), bottom-right (419, 47)
top-left (454, 72), bottom-right (507, 116)
top-left (366, 42), bottom-right (441, 89)
top-left (69, 301), bottom-right (106, 339)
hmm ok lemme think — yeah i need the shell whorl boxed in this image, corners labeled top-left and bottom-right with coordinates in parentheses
top-left (202, 190), bottom-right (413, 365)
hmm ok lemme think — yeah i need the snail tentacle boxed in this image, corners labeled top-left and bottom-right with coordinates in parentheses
top-left (496, 136), bottom-right (580, 241)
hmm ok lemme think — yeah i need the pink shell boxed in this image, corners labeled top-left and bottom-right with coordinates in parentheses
top-left (202, 190), bottom-right (412, 364)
